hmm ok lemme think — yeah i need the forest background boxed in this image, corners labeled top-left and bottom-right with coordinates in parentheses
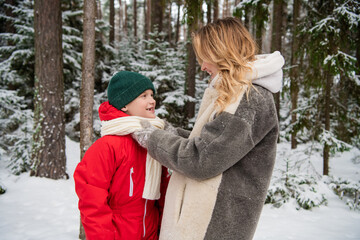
top-left (0, 0), bottom-right (359, 232)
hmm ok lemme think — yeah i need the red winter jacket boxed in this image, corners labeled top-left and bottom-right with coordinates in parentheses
top-left (74, 101), bottom-right (170, 240)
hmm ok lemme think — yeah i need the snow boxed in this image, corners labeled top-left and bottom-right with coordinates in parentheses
top-left (0, 137), bottom-right (359, 239)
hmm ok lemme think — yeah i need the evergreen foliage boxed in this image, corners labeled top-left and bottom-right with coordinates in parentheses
top-left (0, 0), bottom-right (359, 212)
top-left (295, 0), bottom-right (360, 150)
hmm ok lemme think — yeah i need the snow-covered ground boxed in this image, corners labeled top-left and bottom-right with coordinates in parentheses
top-left (0, 137), bottom-right (359, 240)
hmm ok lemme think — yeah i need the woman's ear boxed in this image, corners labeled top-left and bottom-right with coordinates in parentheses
top-left (121, 106), bottom-right (127, 112)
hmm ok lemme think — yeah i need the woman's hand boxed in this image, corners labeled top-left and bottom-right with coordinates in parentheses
top-left (131, 120), bottom-right (156, 148)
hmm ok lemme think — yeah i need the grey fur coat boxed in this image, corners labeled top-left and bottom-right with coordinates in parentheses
top-left (147, 51), bottom-right (285, 240)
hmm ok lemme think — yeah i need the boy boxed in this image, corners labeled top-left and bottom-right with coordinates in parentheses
top-left (74, 71), bottom-right (170, 240)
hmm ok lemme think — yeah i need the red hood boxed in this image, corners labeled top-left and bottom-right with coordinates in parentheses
top-left (98, 101), bottom-right (129, 121)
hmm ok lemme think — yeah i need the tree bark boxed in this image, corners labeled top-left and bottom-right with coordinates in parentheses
top-left (151, 0), bottom-right (164, 32)
top-left (206, 0), bottom-right (211, 23)
top-left (133, 0), bottom-right (137, 38)
top-left (3, 0), bottom-right (16, 34)
top-left (322, 1), bottom-right (336, 176)
top-left (323, 71), bottom-right (332, 176)
top-left (119, 0), bottom-right (123, 41)
top-left (185, 0), bottom-right (201, 119)
top-left (167, 2), bottom-right (172, 43)
top-left (175, 0), bottom-right (181, 43)
top-left (290, 0), bottom-right (300, 149)
top-left (223, 0), bottom-right (230, 18)
top-left (144, 0), bottom-right (149, 40)
top-left (79, 0), bottom-right (97, 238)
top-left (124, 3), bottom-right (128, 36)
top-left (31, 0), bottom-right (67, 179)
top-left (109, 0), bottom-right (115, 45)
top-left (271, 0), bottom-right (284, 143)
top-left (213, 0), bottom-right (219, 21)
top-left (147, 0), bottom-right (151, 38)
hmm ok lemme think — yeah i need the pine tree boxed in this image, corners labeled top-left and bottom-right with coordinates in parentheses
top-left (0, 0), bottom-right (34, 174)
top-left (297, 0), bottom-right (359, 174)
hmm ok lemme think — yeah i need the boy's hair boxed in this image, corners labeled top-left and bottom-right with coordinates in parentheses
top-left (107, 71), bottom-right (155, 110)
top-left (192, 17), bottom-right (257, 113)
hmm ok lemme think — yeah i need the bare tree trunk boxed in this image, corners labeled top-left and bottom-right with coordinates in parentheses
top-left (323, 71), bottom-right (332, 176)
top-left (151, 0), bottom-right (164, 32)
top-left (119, 0), bottom-right (123, 41)
top-left (323, 2), bottom-right (336, 176)
top-left (175, 0), bottom-right (181, 43)
top-left (124, 3), bottom-right (128, 36)
top-left (109, 0), bottom-right (115, 45)
top-left (357, 22), bottom-right (360, 72)
top-left (206, 0), bottom-right (211, 23)
top-left (213, 0), bottom-right (219, 21)
top-left (255, 3), bottom-right (263, 52)
top-left (133, 0), bottom-right (137, 38)
top-left (223, 0), bottom-right (230, 18)
top-left (79, 0), bottom-right (97, 238)
top-left (185, 0), bottom-right (201, 119)
top-left (167, 2), bottom-right (172, 43)
top-left (3, 0), bottom-right (16, 34)
top-left (290, 0), bottom-right (300, 149)
top-left (244, 4), bottom-right (250, 30)
top-left (144, 0), bottom-right (149, 40)
top-left (147, 0), bottom-right (151, 38)
top-left (32, 0), bottom-right (67, 180)
top-left (271, 0), bottom-right (284, 143)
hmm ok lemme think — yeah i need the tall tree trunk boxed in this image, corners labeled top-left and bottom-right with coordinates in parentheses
top-left (79, 0), bottom-right (97, 239)
top-left (175, 0), bottom-right (181, 43)
top-left (206, 0), bottom-right (211, 23)
top-left (255, 2), bottom-right (263, 52)
top-left (144, 0), bottom-right (149, 40)
top-left (3, 0), bottom-right (16, 34)
top-left (323, 71), bottom-right (332, 176)
top-left (124, 3), bottom-right (128, 36)
top-left (185, 0), bottom-right (201, 119)
top-left (223, 0), bottom-right (230, 18)
top-left (244, 4), bottom-right (250, 30)
top-left (95, 0), bottom-right (104, 42)
top-left (271, 0), bottom-right (284, 143)
top-left (109, 0), bottom-right (115, 45)
top-left (133, 0), bottom-right (137, 38)
top-left (151, 0), bottom-right (164, 32)
top-left (357, 22), bottom-right (360, 73)
top-left (213, 0), bottom-right (219, 21)
top-left (322, 1), bottom-right (337, 176)
top-left (119, 0), bottom-right (123, 41)
top-left (167, 2), bottom-right (172, 43)
top-left (290, 0), bottom-right (300, 149)
top-left (147, 0), bottom-right (151, 38)
top-left (32, 0), bottom-right (67, 179)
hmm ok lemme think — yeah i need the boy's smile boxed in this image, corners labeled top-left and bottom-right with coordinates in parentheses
top-left (121, 89), bottom-right (156, 118)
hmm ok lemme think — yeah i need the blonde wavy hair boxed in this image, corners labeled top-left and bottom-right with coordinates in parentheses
top-left (192, 17), bottom-right (257, 113)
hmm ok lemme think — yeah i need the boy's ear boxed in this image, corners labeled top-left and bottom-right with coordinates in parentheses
top-left (121, 106), bottom-right (127, 112)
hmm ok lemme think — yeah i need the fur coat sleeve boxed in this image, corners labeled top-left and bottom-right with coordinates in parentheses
top-left (147, 87), bottom-right (278, 181)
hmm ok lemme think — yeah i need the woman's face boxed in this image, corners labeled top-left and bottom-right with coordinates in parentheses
top-left (201, 61), bottom-right (219, 80)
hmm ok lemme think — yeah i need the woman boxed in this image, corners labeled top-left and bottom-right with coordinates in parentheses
top-left (133, 17), bottom-right (285, 240)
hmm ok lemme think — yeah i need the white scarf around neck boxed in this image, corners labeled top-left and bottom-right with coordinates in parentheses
top-left (101, 116), bottom-right (165, 200)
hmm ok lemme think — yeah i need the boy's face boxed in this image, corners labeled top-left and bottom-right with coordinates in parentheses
top-left (121, 89), bottom-right (156, 118)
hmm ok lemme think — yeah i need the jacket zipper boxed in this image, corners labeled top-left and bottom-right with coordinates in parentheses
top-left (129, 167), bottom-right (134, 197)
top-left (143, 199), bottom-right (148, 238)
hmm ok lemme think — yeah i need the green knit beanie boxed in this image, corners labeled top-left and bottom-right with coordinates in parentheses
top-left (107, 71), bottom-right (155, 110)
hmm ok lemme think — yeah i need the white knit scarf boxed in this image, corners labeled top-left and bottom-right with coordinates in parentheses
top-left (101, 116), bottom-right (165, 200)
